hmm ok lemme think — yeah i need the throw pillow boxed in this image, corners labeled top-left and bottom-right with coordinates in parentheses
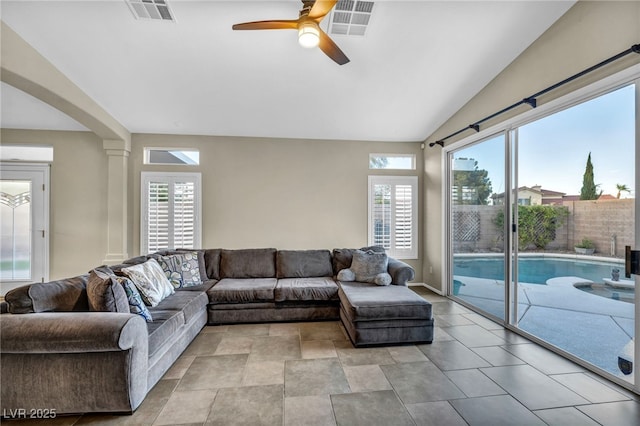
top-left (350, 249), bottom-right (392, 286)
top-left (155, 252), bottom-right (203, 288)
top-left (121, 259), bottom-right (175, 307)
top-left (337, 268), bottom-right (356, 282)
top-left (86, 268), bottom-right (130, 313)
top-left (117, 276), bottom-right (153, 322)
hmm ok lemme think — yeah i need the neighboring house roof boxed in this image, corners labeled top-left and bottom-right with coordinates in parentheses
top-left (598, 194), bottom-right (617, 200)
top-left (540, 188), bottom-right (565, 196)
top-left (491, 186), bottom-right (543, 200)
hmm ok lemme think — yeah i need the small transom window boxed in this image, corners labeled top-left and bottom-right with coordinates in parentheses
top-left (369, 154), bottom-right (415, 170)
top-left (144, 148), bottom-right (199, 165)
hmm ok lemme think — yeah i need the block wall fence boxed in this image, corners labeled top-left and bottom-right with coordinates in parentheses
top-left (452, 199), bottom-right (635, 258)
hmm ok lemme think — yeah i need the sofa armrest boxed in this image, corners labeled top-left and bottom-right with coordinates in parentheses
top-left (1, 312), bottom-right (147, 353)
top-left (388, 258), bottom-right (415, 286)
top-left (1, 312), bottom-right (149, 414)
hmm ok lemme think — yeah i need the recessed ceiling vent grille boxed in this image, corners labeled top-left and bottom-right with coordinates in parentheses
top-left (329, 1), bottom-right (374, 36)
top-left (126, 0), bottom-right (174, 21)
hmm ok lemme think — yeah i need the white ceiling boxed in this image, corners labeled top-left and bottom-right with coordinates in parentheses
top-left (0, 0), bottom-right (574, 142)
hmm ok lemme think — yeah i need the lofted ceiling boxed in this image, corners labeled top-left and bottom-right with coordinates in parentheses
top-left (0, 0), bottom-right (574, 142)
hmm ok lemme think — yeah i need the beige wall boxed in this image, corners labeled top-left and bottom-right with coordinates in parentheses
top-left (1, 129), bottom-right (108, 279)
top-left (0, 130), bottom-right (424, 281)
top-left (131, 134), bottom-right (423, 281)
top-left (423, 1), bottom-right (640, 292)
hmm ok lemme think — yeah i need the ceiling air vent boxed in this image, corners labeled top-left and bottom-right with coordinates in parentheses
top-left (329, 1), bottom-right (374, 36)
top-left (126, 0), bottom-right (174, 21)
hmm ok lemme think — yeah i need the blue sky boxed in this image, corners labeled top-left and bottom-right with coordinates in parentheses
top-left (454, 83), bottom-right (635, 198)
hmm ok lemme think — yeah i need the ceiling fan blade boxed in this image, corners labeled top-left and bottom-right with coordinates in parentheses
top-left (232, 20), bottom-right (299, 31)
top-left (318, 29), bottom-right (350, 65)
top-left (308, 0), bottom-right (338, 20)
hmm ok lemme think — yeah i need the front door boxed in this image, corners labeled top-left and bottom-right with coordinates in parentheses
top-left (0, 163), bottom-right (49, 294)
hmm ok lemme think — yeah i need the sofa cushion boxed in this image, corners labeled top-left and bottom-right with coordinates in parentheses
top-left (276, 250), bottom-right (333, 278)
top-left (120, 259), bottom-right (175, 307)
top-left (153, 290), bottom-right (208, 325)
top-left (155, 252), bottom-right (203, 288)
top-left (173, 280), bottom-right (217, 292)
top-left (27, 275), bottom-right (90, 313)
top-left (350, 250), bottom-right (392, 286)
top-left (204, 249), bottom-right (222, 280)
top-left (220, 248), bottom-right (276, 278)
top-left (118, 276), bottom-right (153, 322)
top-left (146, 310), bottom-right (185, 357)
top-left (207, 278), bottom-right (277, 303)
top-left (275, 277), bottom-right (339, 302)
top-left (86, 268), bottom-right (129, 313)
top-left (338, 281), bottom-right (432, 322)
top-left (5, 284), bottom-right (35, 314)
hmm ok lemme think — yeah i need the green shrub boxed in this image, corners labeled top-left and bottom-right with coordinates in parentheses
top-left (493, 205), bottom-right (569, 250)
top-left (575, 238), bottom-right (595, 249)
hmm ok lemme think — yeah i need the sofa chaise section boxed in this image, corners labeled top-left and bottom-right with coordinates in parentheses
top-left (338, 281), bottom-right (434, 347)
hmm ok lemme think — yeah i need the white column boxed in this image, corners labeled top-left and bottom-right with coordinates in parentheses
top-left (102, 138), bottom-right (130, 264)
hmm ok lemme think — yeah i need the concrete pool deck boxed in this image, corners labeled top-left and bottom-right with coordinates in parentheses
top-left (453, 274), bottom-right (635, 379)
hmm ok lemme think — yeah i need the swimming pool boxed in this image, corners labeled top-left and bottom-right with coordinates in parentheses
top-left (453, 256), bottom-right (623, 285)
top-left (576, 283), bottom-right (635, 304)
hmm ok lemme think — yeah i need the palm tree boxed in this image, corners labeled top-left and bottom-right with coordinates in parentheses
top-left (615, 183), bottom-right (630, 199)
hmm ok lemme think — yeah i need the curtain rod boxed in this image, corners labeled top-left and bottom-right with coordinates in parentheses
top-left (429, 43), bottom-right (640, 148)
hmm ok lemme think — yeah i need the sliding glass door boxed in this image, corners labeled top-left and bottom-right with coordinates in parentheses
top-left (447, 77), bottom-right (638, 389)
top-left (515, 83), bottom-right (636, 382)
top-left (450, 134), bottom-right (507, 322)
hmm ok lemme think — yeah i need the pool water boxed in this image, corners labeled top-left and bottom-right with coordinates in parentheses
top-left (454, 256), bottom-right (623, 285)
top-left (576, 284), bottom-right (634, 304)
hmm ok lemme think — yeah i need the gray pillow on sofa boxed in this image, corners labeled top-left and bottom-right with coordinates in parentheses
top-left (349, 249), bottom-right (392, 286)
top-left (332, 246), bottom-right (386, 276)
top-left (87, 268), bottom-right (129, 313)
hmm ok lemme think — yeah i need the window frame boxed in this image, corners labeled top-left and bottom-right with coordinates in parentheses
top-left (140, 171), bottom-right (202, 254)
top-left (368, 175), bottom-right (418, 259)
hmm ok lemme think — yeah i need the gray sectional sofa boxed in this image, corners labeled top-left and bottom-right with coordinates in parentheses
top-left (1, 247), bottom-right (433, 416)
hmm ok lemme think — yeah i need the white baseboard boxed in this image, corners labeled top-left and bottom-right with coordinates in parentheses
top-left (408, 282), bottom-right (445, 296)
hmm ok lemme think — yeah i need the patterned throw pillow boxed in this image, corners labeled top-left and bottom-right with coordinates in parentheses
top-left (86, 268), bottom-right (130, 313)
top-left (156, 252), bottom-right (203, 288)
top-left (121, 259), bottom-right (175, 307)
top-left (116, 276), bottom-right (153, 322)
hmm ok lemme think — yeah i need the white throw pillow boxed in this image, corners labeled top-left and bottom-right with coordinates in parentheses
top-left (121, 258), bottom-right (174, 307)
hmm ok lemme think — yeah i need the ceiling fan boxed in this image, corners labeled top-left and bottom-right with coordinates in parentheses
top-left (232, 0), bottom-right (349, 65)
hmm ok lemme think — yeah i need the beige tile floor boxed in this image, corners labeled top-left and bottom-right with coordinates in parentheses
top-left (5, 287), bottom-right (640, 425)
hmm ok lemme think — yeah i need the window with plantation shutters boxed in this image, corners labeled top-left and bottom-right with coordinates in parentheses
top-left (141, 172), bottom-right (201, 254)
top-left (368, 176), bottom-right (418, 259)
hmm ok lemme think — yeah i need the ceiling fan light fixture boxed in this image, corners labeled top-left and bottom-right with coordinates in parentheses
top-left (298, 21), bottom-right (320, 48)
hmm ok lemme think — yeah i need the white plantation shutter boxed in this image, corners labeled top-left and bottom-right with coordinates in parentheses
top-left (395, 184), bottom-right (413, 251)
top-left (373, 183), bottom-right (392, 249)
top-left (147, 181), bottom-right (170, 252)
top-left (368, 176), bottom-right (418, 259)
top-left (142, 173), bottom-right (201, 254)
top-left (173, 181), bottom-right (195, 248)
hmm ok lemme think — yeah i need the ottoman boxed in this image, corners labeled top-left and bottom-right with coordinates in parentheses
top-left (338, 281), bottom-right (434, 347)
